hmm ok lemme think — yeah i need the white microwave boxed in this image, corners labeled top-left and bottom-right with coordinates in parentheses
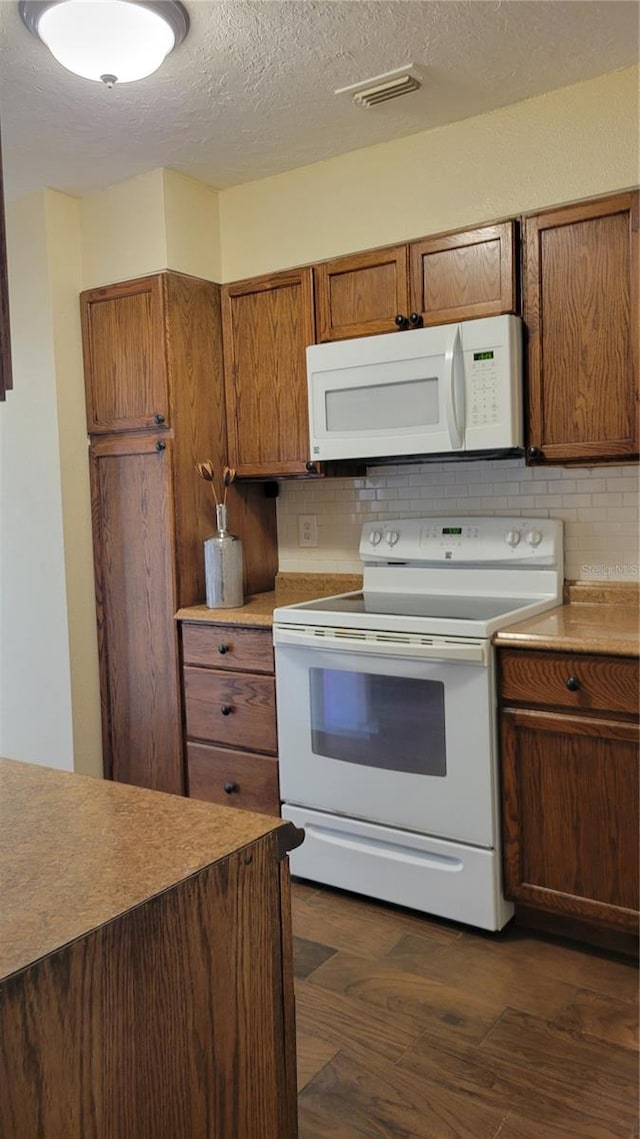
top-left (307, 314), bottom-right (523, 461)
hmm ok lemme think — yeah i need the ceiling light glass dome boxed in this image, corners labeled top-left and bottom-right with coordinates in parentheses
top-left (19, 0), bottom-right (189, 86)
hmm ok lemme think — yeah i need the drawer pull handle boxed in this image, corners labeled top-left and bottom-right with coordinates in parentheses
top-left (220, 704), bottom-right (233, 716)
top-left (217, 643), bottom-right (230, 654)
top-left (566, 676), bottom-right (580, 691)
top-left (223, 781), bottom-right (238, 794)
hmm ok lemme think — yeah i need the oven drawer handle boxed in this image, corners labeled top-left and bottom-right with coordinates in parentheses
top-left (274, 626), bottom-right (487, 664)
top-left (307, 823), bottom-right (464, 872)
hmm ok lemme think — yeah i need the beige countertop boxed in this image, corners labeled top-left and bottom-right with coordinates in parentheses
top-left (0, 758), bottom-right (293, 982)
top-left (178, 574), bottom-right (639, 655)
top-left (177, 571), bottom-right (362, 627)
top-left (493, 583), bottom-right (640, 656)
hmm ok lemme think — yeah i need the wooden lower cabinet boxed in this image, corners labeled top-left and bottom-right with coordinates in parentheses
top-left (498, 649), bottom-right (640, 936)
top-left (181, 621), bottom-right (281, 816)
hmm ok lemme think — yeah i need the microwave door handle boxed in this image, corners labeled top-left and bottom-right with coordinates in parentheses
top-left (444, 324), bottom-right (465, 449)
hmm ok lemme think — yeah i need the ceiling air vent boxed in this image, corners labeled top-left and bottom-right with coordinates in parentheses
top-left (335, 65), bottom-right (422, 109)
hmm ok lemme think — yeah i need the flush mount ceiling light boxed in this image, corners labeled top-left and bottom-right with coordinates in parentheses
top-left (19, 0), bottom-right (189, 86)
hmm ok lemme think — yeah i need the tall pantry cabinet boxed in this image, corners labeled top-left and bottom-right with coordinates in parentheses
top-left (81, 272), bottom-right (278, 795)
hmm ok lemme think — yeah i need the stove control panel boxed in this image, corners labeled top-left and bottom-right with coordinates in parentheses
top-left (360, 516), bottom-right (562, 566)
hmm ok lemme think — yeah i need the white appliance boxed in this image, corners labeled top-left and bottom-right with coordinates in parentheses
top-left (273, 516), bottom-right (563, 931)
top-left (307, 314), bottom-right (522, 462)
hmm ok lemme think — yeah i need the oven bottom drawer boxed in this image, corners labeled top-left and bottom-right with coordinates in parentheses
top-left (282, 805), bottom-right (513, 932)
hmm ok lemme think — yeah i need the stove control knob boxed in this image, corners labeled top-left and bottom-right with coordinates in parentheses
top-left (369, 529), bottom-right (382, 547)
top-left (386, 530), bottom-right (400, 547)
top-left (505, 528), bottom-right (522, 547)
top-left (526, 529), bottom-right (543, 547)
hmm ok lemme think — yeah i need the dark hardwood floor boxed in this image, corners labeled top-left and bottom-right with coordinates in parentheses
top-left (292, 881), bottom-right (639, 1139)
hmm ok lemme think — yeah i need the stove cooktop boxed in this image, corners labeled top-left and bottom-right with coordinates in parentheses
top-left (291, 591), bottom-right (535, 622)
top-left (274, 517), bottom-right (563, 639)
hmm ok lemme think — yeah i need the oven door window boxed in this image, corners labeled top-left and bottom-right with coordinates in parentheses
top-left (309, 667), bottom-right (446, 776)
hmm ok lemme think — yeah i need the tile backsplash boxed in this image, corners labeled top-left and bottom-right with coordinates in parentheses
top-left (276, 459), bottom-right (639, 582)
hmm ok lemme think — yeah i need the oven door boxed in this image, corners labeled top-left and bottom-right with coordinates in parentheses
top-left (274, 625), bottom-right (498, 848)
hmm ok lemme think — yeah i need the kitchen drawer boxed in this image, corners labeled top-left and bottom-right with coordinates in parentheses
top-left (182, 623), bottom-right (274, 674)
top-left (184, 666), bottom-right (277, 754)
top-left (187, 742), bottom-right (280, 816)
top-left (499, 650), bottom-right (639, 718)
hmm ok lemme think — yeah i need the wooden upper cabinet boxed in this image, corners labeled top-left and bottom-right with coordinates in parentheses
top-left (0, 119), bottom-right (12, 402)
top-left (524, 191), bottom-right (639, 464)
top-left (314, 245), bottom-right (409, 341)
top-left (409, 220), bottom-right (517, 326)
top-left (222, 268), bottom-right (316, 477)
top-left (81, 275), bottom-right (167, 433)
top-left (313, 222), bottom-right (517, 342)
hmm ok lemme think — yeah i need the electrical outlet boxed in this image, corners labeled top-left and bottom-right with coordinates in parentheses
top-left (298, 514), bottom-right (318, 547)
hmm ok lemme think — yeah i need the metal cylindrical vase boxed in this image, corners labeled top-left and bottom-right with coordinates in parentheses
top-left (204, 504), bottom-right (244, 609)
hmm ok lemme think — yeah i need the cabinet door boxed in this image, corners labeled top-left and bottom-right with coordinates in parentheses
top-left (409, 221), bottom-right (517, 326)
top-left (81, 276), bottom-right (168, 434)
top-left (524, 191), bottom-right (639, 463)
top-left (90, 433), bottom-right (184, 794)
top-left (222, 269), bottom-right (316, 477)
top-left (500, 707), bottom-right (639, 931)
top-left (314, 245), bottom-right (409, 341)
top-left (0, 119), bottom-right (12, 401)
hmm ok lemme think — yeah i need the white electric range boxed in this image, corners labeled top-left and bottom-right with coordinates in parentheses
top-left (273, 516), bottom-right (563, 931)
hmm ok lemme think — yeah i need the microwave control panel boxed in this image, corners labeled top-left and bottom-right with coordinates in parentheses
top-left (468, 349), bottom-right (500, 427)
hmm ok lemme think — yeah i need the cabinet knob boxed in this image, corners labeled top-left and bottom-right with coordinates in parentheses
top-left (154, 413), bottom-right (165, 424)
top-left (217, 643), bottom-right (230, 655)
top-left (526, 446), bottom-right (541, 460)
top-left (409, 312), bottom-right (423, 328)
top-left (566, 676), bottom-right (580, 691)
top-left (305, 461), bottom-right (317, 474)
top-left (395, 313), bottom-right (409, 329)
top-left (155, 440), bottom-right (166, 452)
top-left (220, 703), bottom-right (232, 715)
top-left (223, 781), bottom-right (238, 794)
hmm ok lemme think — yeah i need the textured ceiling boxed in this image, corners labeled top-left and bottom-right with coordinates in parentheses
top-left (0, 0), bottom-right (638, 200)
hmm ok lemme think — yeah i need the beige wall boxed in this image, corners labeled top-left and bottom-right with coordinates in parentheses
top-left (80, 167), bottom-right (222, 288)
top-left (0, 192), bottom-right (76, 770)
top-left (219, 65), bottom-right (639, 280)
top-left (163, 169), bottom-right (222, 283)
top-left (46, 190), bottom-right (102, 777)
top-left (80, 168), bottom-right (167, 289)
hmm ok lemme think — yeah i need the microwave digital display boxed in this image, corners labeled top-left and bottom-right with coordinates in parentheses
top-left (473, 350), bottom-right (494, 361)
top-left (442, 527), bottom-right (462, 535)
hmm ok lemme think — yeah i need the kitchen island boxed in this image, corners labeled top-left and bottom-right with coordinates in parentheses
top-left (0, 757), bottom-right (303, 1139)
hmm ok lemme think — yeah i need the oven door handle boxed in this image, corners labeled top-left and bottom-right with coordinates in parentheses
top-left (273, 626), bottom-right (488, 664)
